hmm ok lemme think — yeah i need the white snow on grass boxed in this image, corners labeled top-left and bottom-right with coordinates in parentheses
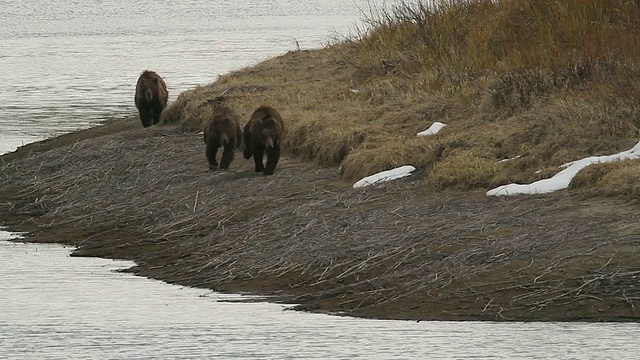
top-left (417, 122), bottom-right (447, 136)
top-left (498, 155), bottom-right (521, 163)
top-left (353, 165), bottom-right (416, 188)
top-left (487, 140), bottom-right (640, 196)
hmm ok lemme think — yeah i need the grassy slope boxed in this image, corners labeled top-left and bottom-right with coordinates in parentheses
top-left (161, 0), bottom-right (640, 196)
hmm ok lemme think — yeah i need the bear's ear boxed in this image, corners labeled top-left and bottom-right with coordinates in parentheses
top-left (152, 77), bottom-right (159, 84)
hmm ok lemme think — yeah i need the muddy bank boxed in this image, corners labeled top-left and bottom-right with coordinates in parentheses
top-left (1, 116), bottom-right (640, 322)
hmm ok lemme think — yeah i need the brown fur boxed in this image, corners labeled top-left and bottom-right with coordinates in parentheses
top-left (135, 70), bottom-right (168, 128)
top-left (243, 105), bottom-right (285, 175)
top-left (204, 97), bottom-right (242, 170)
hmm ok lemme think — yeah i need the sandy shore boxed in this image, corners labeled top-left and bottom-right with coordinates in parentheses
top-left (1, 116), bottom-right (639, 322)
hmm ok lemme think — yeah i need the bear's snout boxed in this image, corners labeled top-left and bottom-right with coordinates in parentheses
top-left (145, 88), bottom-right (153, 102)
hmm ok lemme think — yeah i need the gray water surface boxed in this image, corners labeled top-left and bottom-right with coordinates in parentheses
top-left (0, 0), bottom-right (382, 148)
top-left (1, 232), bottom-right (639, 359)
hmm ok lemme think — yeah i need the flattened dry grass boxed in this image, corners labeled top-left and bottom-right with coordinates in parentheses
top-left (161, 0), bottom-right (640, 197)
top-left (4, 123), bottom-right (640, 321)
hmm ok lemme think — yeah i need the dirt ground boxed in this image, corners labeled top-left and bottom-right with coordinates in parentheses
top-left (2, 116), bottom-right (640, 322)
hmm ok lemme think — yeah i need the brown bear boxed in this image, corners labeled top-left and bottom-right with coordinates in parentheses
top-left (134, 70), bottom-right (168, 128)
top-left (243, 105), bottom-right (285, 175)
top-left (203, 96), bottom-right (243, 170)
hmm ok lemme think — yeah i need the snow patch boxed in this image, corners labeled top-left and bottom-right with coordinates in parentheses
top-left (417, 122), bottom-right (447, 136)
top-left (498, 155), bottom-right (521, 163)
top-left (353, 165), bottom-right (416, 188)
top-left (487, 140), bottom-right (640, 196)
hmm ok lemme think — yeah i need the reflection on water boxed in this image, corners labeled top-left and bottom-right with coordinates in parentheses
top-left (1, 231), bottom-right (639, 359)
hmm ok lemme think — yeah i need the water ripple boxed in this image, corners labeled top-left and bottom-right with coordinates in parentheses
top-left (1, 235), bottom-right (639, 359)
top-left (0, 0), bottom-right (370, 151)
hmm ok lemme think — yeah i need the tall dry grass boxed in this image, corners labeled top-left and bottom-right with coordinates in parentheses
top-left (160, 0), bottom-right (640, 197)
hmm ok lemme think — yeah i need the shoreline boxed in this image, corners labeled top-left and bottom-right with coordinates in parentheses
top-left (2, 116), bottom-right (639, 322)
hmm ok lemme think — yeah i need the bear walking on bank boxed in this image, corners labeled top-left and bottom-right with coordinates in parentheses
top-left (203, 96), bottom-right (243, 170)
top-left (243, 106), bottom-right (285, 175)
top-left (134, 70), bottom-right (168, 128)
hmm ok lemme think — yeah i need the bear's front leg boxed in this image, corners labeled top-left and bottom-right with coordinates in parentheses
top-left (264, 144), bottom-right (281, 175)
top-left (243, 128), bottom-right (253, 160)
top-left (219, 142), bottom-right (236, 170)
top-left (139, 109), bottom-right (153, 128)
top-left (206, 141), bottom-right (220, 170)
top-left (253, 143), bottom-right (265, 173)
top-left (151, 104), bottom-right (163, 125)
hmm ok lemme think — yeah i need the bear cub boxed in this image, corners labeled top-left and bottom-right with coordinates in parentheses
top-left (243, 106), bottom-right (285, 175)
top-left (134, 70), bottom-right (168, 128)
top-left (203, 96), bottom-right (243, 170)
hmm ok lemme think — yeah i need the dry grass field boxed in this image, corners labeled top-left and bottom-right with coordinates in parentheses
top-left (159, 0), bottom-right (640, 197)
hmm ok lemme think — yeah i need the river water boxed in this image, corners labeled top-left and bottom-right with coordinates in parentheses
top-left (2, 233), bottom-right (639, 359)
top-left (1, 0), bottom-right (639, 358)
top-left (0, 0), bottom-right (383, 151)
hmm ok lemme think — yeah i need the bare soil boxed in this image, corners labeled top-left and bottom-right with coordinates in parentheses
top-left (2, 116), bottom-right (640, 322)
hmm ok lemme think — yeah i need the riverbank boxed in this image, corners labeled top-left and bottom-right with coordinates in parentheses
top-left (1, 114), bottom-right (640, 322)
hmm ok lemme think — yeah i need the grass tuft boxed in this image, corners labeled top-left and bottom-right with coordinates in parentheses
top-left (570, 160), bottom-right (640, 199)
top-left (425, 150), bottom-right (502, 191)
